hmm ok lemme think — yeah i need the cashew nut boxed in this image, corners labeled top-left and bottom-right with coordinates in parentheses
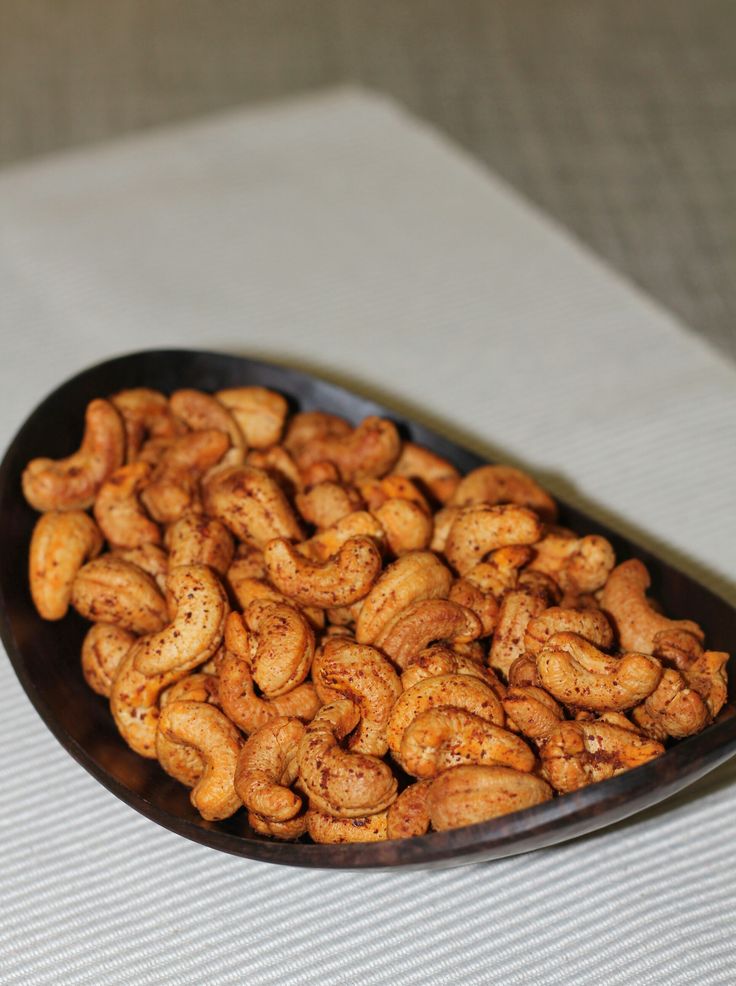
top-left (165, 512), bottom-right (234, 576)
top-left (293, 416), bottom-right (401, 482)
top-left (245, 445), bottom-right (301, 495)
top-left (541, 719), bottom-right (664, 793)
top-left (299, 510), bottom-right (385, 562)
top-left (170, 388), bottom-right (245, 473)
top-left (376, 598), bottom-right (483, 669)
top-left (225, 574), bottom-right (324, 630)
top-left (157, 673), bottom-right (219, 786)
top-left (133, 565), bottom-right (228, 676)
top-left (115, 543), bottom-right (169, 594)
top-left (427, 765), bottom-right (552, 831)
top-left (234, 717), bottom-right (306, 838)
top-left (683, 650), bottom-right (729, 719)
top-left (110, 648), bottom-right (184, 757)
top-left (530, 529), bottom-right (615, 594)
top-left (110, 388), bottom-right (182, 461)
top-left (93, 461), bottom-right (161, 549)
top-left (203, 464), bottom-right (303, 548)
top-left (81, 622), bottom-right (136, 697)
top-left (401, 644), bottom-right (506, 698)
top-left (488, 589), bottom-right (550, 679)
top-left (29, 510), bottom-right (104, 620)
top-left (264, 536), bottom-right (382, 607)
top-left (372, 498), bottom-right (433, 556)
top-left (295, 481), bottom-right (364, 529)
top-left (243, 600), bottom-right (314, 698)
top-left (72, 555), bottom-right (168, 634)
top-left (392, 441), bottom-right (460, 504)
top-left (22, 398), bottom-right (126, 511)
top-left (502, 686), bottom-right (564, 743)
top-left (157, 700), bottom-right (242, 820)
top-left (631, 669), bottom-right (709, 740)
top-left (445, 504), bottom-right (543, 576)
top-left (141, 429), bottom-right (230, 523)
top-left (449, 464), bottom-right (558, 522)
top-left (600, 559), bottom-right (704, 659)
top-left (524, 606), bottom-right (614, 656)
top-left (448, 578), bottom-right (499, 636)
top-left (306, 808), bottom-right (388, 844)
top-left (358, 475), bottom-right (431, 514)
top-left (283, 410), bottom-right (352, 453)
top-left (386, 781), bottom-right (432, 840)
top-left (215, 386), bottom-right (288, 449)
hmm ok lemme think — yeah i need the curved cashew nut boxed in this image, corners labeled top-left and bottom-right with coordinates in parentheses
top-left (601, 559), bottom-right (704, 659)
top-left (170, 389), bottom-right (245, 472)
top-left (502, 686), bottom-right (564, 743)
top-left (141, 429), bottom-right (230, 523)
top-left (243, 600), bottom-right (315, 698)
top-left (295, 481), bottom-right (364, 529)
top-left (215, 386), bottom-right (288, 449)
top-left (115, 543), bottom-right (169, 594)
top-left (234, 717), bottom-right (305, 830)
top-left (530, 529), bottom-right (615, 594)
top-left (22, 398), bottom-right (125, 511)
top-left (229, 544), bottom-right (266, 578)
top-left (203, 465), bottom-right (303, 548)
top-left (246, 446), bottom-right (302, 495)
top-left (449, 464), bottom-right (558, 522)
top-left (683, 650), bottom-right (729, 719)
top-left (81, 622), bottom-right (136, 697)
top-left (387, 674), bottom-right (505, 765)
top-left (427, 765), bottom-right (552, 831)
top-left (400, 708), bottom-right (535, 778)
top-left (355, 551), bottom-right (453, 645)
top-left (165, 512), bottom-right (234, 576)
top-left (293, 416), bottom-right (401, 482)
top-left (157, 700), bottom-right (242, 820)
top-left (311, 638), bottom-right (402, 756)
top-left (283, 411), bottom-right (352, 453)
top-left (110, 388), bottom-right (182, 461)
top-left (298, 699), bottom-right (398, 817)
top-left (157, 672), bottom-right (219, 786)
top-left (110, 648), bottom-right (184, 757)
top-left (386, 781), bottom-right (432, 840)
top-left (94, 461), bottom-right (161, 549)
top-left (72, 555), bottom-right (168, 634)
top-left (299, 510), bottom-right (385, 562)
top-left (508, 654), bottom-right (541, 688)
top-left (264, 536), bottom-right (382, 607)
top-left (29, 510), bottom-right (103, 620)
top-left (488, 589), bottom-right (550, 679)
top-left (537, 631), bottom-right (662, 711)
top-left (372, 498), bottom-right (433, 556)
top-left (524, 606), bottom-right (614, 656)
top-left (541, 719), bottom-right (664, 793)
top-left (449, 578), bottom-right (499, 636)
top-left (392, 441), bottom-right (461, 505)
top-left (249, 811), bottom-right (308, 841)
top-left (631, 669), bottom-right (709, 740)
top-left (462, 544), bottom-right (534, 597)
top-left (445, 504), bottom-right (543, 575)
top-left (226, 574), bottom-right (324, 630)
top-left (133, 564), bottom-right (228, 676)
top-left (401, 644), bottom-right (506, 698)
top-left (376, 598), bottom-right (482, 669)
top-left (306, 808), bottom-right (388, 844)
top-left (359, 475), bottom-right (431, 514)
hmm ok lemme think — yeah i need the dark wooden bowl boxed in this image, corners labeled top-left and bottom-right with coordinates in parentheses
top-left (1, 349), bottom-right (734, 870)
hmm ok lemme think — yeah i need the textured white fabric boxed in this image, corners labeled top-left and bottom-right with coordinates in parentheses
top-left (0, 89), bottom-right (735, 986)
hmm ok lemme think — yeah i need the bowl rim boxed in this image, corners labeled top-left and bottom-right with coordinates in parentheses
top-left (2, 347), bottom-right (735, 870)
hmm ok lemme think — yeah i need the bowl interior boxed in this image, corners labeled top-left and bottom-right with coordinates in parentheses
top-left (1, 349), bottom-right (734, 870)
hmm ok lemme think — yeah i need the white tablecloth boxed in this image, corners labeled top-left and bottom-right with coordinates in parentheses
top-left (1, 89), bottom-right (734, 986)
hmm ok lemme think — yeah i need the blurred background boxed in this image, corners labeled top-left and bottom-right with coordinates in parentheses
top-left (1, 0), bottom-right (734, 360)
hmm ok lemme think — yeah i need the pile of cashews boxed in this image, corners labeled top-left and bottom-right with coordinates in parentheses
top-left (24, 386), bottom-right (730, 844)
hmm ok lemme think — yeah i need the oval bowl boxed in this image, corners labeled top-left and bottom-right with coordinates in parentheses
top-left (1, 348), bottom-right (734, 870)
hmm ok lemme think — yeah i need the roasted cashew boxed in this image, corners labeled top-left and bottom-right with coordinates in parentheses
top-left (508, 654), bottom-right (541, 688)
top-left (234, 717), bottom-right (306, 836)
top-left (400, 708), bottom-right (535, 778)
top-left (449, 578), bottom-right (499, 636)
top-left (72, 555), bottom-right (168, 634)
top-left (230, 543), bottom-right (267, 577)
top-left (305, 808), bottom-right (388, 844)
top-left (355, 551), bottom-right (453, 645)
top-left (502, 686), bottom-right (564, 744)
top-left (541, 719), bottom-right (664, 793)
top-left (311, 638), bottom-right (402, 756)
top-left (157, 700), bottom-right (242, 820)
top-left (601, 559), bottom-right (704, 659)
top-left (249, 811), bottom-right (308, 841)
top-left (203, 464), bottom-right (303, 548)
top-left (530, 529), bottom-right (615, 594)
top-left (372, 498), bottom-right (433, 556)
top-left (386, 781), bottom-right (432, 840)
top-left (133, 565), bottom-right (228, 676)
top-left (445, 504), bottom-right (543, 576)
top-left (93, 462), bottom-right (161, 549)
top-left (226, 574), bottom-right (324, 630)
top-left (110, 648), bottom-right (184, 757)
top-left (246, 446), bottom-right (302, 495)
top-left (392, 441), bottom-right (460, 504)
top-left (449, 464), bottom-right (558, 522)
top-left (298, 699), bottom-right (398, 817)
top-left (141, 429), bottom-right (230, 523)
top-left (81, 622), bottom-right (136, 697)
top-left (243, 600), bottom-right (314, 698)
top-left (115, 543), bottom-right (169, 594)
top-left (524, 606), bottom-right (614, 656)
top-left (264, 536), bottom-right (382, 607)
top-left (387, 674), bottom-right (505, 766)
top-left (683, 650), bottom-right (729, 719)
top-left (110, 388), bottom-right (182, 461)
top-left (427, 765), bottom-right (552, 831)
top-left (215, 386), bottom-right (288, 449)
top-left (462, 545), bottom-right (534, 599)
top-left (358, 475), bottom-right (431, 514)
top-left (295, 481), bottom-right (364, 529)
top-left (29, 510), bottom-right (103, 620)
top-left (170, 388), bottom-right (245, 472)
top-left (299, 459), bottom-right (341, 487)
top-left (157, 673), bottom-right (218, 786)
top-left (631, 669), bottom-right (709, 740)
top-left (537, 632), bottom-right (662, 711)
top-left (165, 512), bottom-right (234, 576)
top-left (430, 506), bottom-right (461, 554)
top-left (401, 644), bottom-right (506, 698)
top-left (283, 411), bottom-right (352, 453)
top-left (488, 589), bottom-right (550, 679)
top-left (376, 598), bottom-right (483, 669)
top-left (22, 398), bottom-right (125, 511)
top-left (293, 416), bottom-right (401, 482)
top-left (299, 510), bottom-right (385, 562)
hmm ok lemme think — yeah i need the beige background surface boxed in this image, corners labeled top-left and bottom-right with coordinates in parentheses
top-left (1, 1), bottom-right (735, 360)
